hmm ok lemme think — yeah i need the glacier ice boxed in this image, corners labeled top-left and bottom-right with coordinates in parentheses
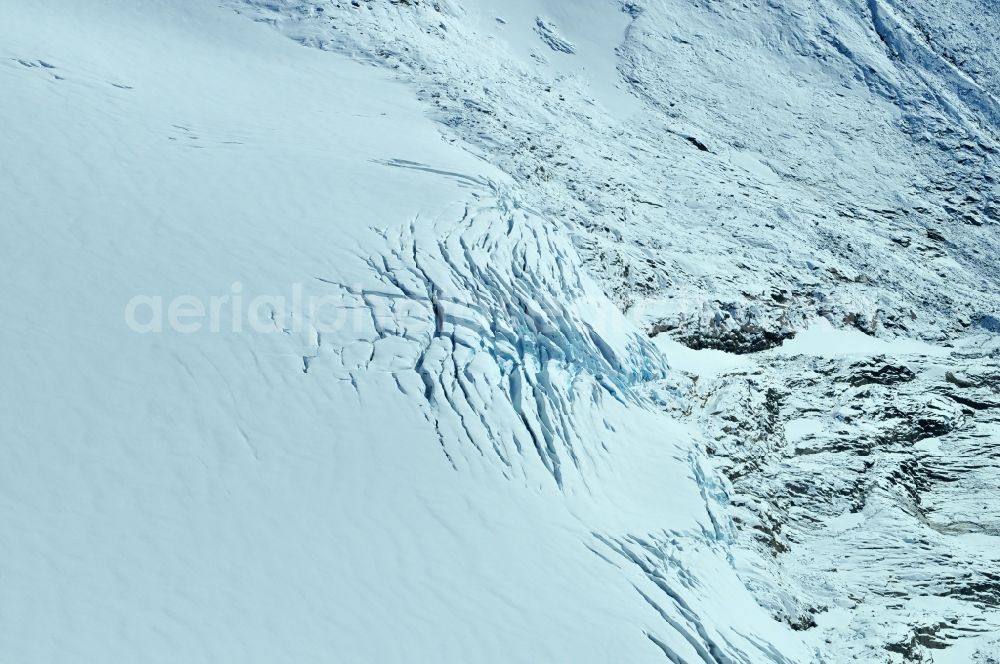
top-left (3, 0), bottom-right (1000, 661)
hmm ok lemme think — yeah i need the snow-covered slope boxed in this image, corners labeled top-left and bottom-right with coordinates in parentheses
top-left (3, 0), bottom-right (999, 661)
top-left (229, 0), bottom-right (1000, 346)
top-left (0, 1), bottom-right (814, 662)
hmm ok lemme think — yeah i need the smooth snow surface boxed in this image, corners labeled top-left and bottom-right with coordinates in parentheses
top-left (771, 318), bottom-right (950, 358)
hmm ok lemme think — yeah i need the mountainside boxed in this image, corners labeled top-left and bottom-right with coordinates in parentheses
top-left (2, 0), bottom-right (999, 662)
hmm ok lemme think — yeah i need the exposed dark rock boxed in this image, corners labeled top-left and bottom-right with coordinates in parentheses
top-left (849, 361), bottom-right (917, 387)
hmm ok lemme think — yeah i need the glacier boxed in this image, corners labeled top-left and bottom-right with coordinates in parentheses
top-left (2, 0), bottom-right (999, 661)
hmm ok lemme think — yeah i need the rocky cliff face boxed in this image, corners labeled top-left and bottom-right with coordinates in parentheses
top-left (693, 335), bottom-right (1000, 659)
